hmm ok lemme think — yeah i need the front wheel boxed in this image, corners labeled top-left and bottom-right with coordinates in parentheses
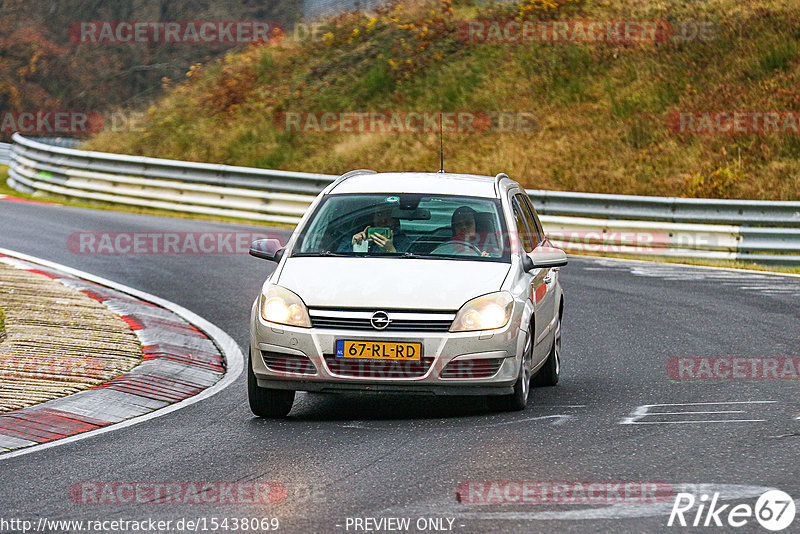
top-left (532, 317), bottom-right (560, 387)
top-left (248, 349), bottom-right (295, 418)
top-left (487, 332), bottom-right (531, 412)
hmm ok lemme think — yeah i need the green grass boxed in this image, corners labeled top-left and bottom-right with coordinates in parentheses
top-left (759, 42), bottom-right (798, 72)
top-left (82, 0), bottom-right (800, 201)
top-left (0, 306), bottom-right (5, 340)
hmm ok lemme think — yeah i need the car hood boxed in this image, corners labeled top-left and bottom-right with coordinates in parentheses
top-left (276, 257), bottom-right (510, 310)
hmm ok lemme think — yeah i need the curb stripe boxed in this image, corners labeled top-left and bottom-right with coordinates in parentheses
top-left (0, 253), bottom-right (223, 448)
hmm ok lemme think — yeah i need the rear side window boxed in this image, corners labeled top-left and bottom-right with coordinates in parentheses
top-left (519, 194), bottom-right (545, 244)
top-left (511, 196), bottom-right (535, 253)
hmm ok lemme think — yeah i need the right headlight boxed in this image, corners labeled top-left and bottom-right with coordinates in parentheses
top-left (260, 285), bottom-right (311, 328)
top-left (450, 291), bottom-right (514, 332)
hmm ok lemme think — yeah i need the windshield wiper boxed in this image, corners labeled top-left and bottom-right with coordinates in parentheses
top-left (399, 251), bottom-right (439, 259)
top-left (295, 251), bottom-right (351, 257)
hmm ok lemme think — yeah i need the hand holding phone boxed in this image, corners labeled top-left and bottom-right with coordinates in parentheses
top-left (367, 227), bottom-right (395, 252)
top-left (367, 227), bottom-right (392, 240)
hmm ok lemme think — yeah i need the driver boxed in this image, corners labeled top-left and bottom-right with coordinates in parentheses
top-left (438, 206), bottom-right (490, 257)
top-left (339, 204), bottom-right (409, 253)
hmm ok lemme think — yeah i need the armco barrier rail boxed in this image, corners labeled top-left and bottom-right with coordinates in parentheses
top-left (6, 133), bottom-right (800, 265)
top-left (0, 143), bottom-right (10, 165)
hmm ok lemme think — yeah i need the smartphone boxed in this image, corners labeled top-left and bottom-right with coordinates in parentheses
top-left (367, 227), bottom-right (392, 240)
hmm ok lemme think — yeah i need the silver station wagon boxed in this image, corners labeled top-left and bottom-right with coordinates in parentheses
top-left (248, 170), bottom-right (567, 417)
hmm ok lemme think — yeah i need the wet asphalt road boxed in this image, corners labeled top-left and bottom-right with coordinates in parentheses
top-left (1, 199), bottom-right (799, 533)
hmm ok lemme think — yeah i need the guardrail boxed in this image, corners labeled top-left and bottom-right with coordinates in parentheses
top-left (529, 189), bottom-right (800, 227)
top-left (8, 133), bottom-right (332, 225)
top-left (0, 143), bottom-right (10, 165)
top-left (6, 133), bottom-right (800, 265)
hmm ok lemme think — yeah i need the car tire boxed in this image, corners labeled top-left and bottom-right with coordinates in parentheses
top-left (487, 331), bottom-right (531, 412)
top-left (532, 316), bottom-right (560, 387)
top-left (248, 349), bottom-right (295, 418)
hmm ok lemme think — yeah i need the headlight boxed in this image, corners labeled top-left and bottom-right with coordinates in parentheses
top-left (450, 292), bottom-right (514, 332)
top-left (260, 285), bottom-right (311, 327)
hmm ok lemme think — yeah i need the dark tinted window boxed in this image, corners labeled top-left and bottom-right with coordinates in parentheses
top-left (511, 196), bottom-right (535, 253)
top-left (519, 194), bottom-right (544, 244)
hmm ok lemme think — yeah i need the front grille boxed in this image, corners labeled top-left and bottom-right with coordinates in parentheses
top-left (440, 358), bottom-right (504, 379)
top-left (311, 318), bottom-right (452, 331)
top-left (261, 351), bottom-right (316, 375)
top-left (309, 309), bottom-right (455, 332)
top-left (324, 355), bottom-right (435, 378)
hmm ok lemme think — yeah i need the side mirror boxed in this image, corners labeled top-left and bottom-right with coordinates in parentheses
top-left (249, 239), bottom-right (285, 262)
top-left (522, 247), bottom-right (568, 272)
top-left (521, 253), bottom-right (535, 272)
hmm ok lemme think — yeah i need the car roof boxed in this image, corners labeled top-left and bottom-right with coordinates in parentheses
top-left (328, 172), bottom-right (516, 198)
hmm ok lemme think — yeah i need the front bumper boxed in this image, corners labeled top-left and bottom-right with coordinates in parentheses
top-left (249, 305), bottom-right (525, 396)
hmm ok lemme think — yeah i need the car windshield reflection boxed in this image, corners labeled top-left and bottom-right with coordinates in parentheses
top-left (294, 193), bottom-right (511, 262)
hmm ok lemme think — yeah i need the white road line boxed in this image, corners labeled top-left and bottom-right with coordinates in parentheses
top-left (620, 401), bottom-right (776, 425)
top-left (476, 415), bottom-right (573, 428)
top-left (339, 414), bottom-right (575, 430)
top-left (624, 420), bottom-right (766, 424)
top-left (586, 255), bottom-right (800, 279)
top-left (0, 247), bottom-right (244, 461)
top-left (648, 410), bottom-right (746, 415)
top-left (737, 285), bottom-right (799, 291)
top-left (340, 421), bottom-right (372, 429)
top-left (640, 401), bottom-right (776, 406)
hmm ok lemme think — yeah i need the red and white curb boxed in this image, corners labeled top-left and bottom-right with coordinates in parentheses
top-left (0, 195), bottom-right (53, 205)
top-left (0, 248), bottom-right (243, 460)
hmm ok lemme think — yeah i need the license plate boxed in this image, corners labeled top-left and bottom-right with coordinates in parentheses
top-left (336, 340), bottom-right (422, 361)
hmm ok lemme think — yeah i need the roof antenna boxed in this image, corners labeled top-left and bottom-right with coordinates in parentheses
top-left (438, 112), bottom-right (444, 173)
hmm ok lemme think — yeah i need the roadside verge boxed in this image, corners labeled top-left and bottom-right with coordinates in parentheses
top-left (0, 262), bottom-right (143, 411)
top-left (0, 248), bottom-right (243, 459)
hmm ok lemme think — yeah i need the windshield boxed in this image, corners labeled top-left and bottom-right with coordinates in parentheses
top-left (294, 193), bottom-right (510, 262)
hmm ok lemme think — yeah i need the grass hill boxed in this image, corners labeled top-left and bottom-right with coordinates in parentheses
top-left (85, 0), bottom-right (800, 200)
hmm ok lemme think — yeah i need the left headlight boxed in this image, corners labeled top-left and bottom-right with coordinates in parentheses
top-left (450, 291), bottom-right (514, 332)
top-left (260, 285), bottom-right (311, 328)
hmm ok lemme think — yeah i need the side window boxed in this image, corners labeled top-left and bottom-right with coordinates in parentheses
top-left (511, 196), bottom-right (535, 253)
top-left (520, 194), bottom-right (544, 244)
top-left (515, 194), bottom-right (541, 247)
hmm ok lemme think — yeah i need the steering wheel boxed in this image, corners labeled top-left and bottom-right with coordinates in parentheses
top-left (438, 240), bottom-right (482, 255)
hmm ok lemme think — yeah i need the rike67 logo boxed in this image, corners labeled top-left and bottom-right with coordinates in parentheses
top-left (668, 490), bottom-right (795, 531)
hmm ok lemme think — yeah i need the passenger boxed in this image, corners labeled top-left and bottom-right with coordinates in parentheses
top-left (340, 204), bottom-right (410, 253)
